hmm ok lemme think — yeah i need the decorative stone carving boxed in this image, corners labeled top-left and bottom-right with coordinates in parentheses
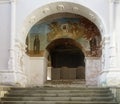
top-left (8, 50), bottom-right (15, 70)
top-left (73, 7), bottom-right (79, 11)
top-left (43, 8), bottom-right (50, 14)
top-left (89, 13), bottom-right (96, 21)
top-left (15, 39), bottom-right (26, 71)
top-left (28, 15), bottom-right (37, 24)
top-left (30, 16), bottom-right (36, 22)
top-left (57, 5), bottom-right (64, 10)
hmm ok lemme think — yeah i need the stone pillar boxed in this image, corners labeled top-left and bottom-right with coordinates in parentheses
top-left (99, 36), bottom-right (110, 86)
top-left (85, 57), bottom-right (101, 86)
top-left (6, 0), bottom-right (27, 86)
top-left (115, 0), bottom-right (120, 67)
top-left (1, 0), bottom-right (18, 85)
top-left (0, 0), bottom-right (16, 85)
top-left (8, 0), bottom-right (16, 71)
top-left (106, 0), bottom-right (120, 86)
top-left (109, 0), bottom-right (117, 68)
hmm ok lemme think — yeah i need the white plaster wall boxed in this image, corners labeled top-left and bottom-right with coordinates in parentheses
top-left (0, 3), bottom-right (11, 70)
top-left (0, 2), bottom-right (15, 85)
top-left (24, 54), bottom-right (30, 84)
top-left (24, 56), bottom-right (47, 87)
top-left (86, 57), bottom-right (101, 86)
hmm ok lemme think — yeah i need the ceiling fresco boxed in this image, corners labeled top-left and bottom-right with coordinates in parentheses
top-left (26, 15), bottom-right (101, 57)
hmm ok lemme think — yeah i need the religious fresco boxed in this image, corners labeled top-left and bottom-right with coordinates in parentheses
top-left (26, 16), bottom-right (101, 57)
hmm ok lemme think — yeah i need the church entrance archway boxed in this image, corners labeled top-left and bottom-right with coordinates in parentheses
top-left (25, 12), bottom-right (102, 86)
top-left (20, 1), bottom-right (105, 86)
top-left (46, 38), bottom-right (85, 80)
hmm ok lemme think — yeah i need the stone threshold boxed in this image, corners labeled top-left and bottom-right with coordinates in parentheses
top-left (44, 79), bottom-right (86, 87)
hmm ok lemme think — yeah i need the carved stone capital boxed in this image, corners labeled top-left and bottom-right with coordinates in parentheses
top-left (15, 38), bottom-right (26, 52)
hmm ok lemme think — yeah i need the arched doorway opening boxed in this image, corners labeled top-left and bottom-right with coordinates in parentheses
top-left (46, 38), bottom-right (85, 80)
top-left (20, 1), bottom-right (105, 86)
top-left (24, 12), bottom-right (102, 86)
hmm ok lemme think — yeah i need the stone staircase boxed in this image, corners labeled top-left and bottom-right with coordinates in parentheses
top-left (0, 87), bottom-right (118, 104)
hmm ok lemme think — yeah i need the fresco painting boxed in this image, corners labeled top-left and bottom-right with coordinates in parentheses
top-left (26, 17), bottom-right (101, 57)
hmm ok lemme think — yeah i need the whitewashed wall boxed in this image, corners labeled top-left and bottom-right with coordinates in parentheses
top-left (0, 2), bottom-right (10, 71)
top-left (24, 56), bottom-right (47, 87)
top-left (0, 2), bottom-right (14, 85)
top-left (85, 57), bottom-right (101, 86)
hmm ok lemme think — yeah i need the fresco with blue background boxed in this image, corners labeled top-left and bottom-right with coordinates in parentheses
top-left (26, 17), bottom-right (101, 57)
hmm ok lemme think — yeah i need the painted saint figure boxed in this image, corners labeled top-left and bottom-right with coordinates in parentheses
top-left (33, 35), bottom-right (40, 54)
top-left (89, 36), bottom-right (97, 56)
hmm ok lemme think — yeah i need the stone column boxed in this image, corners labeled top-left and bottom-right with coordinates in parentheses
top-left (115, 0), bottom-right (120, 66)
top-left (106, 0), bottom-right (120, 86)
top-left (8, 0), bottom-right (27, 86)
top-left (99, 36), bottom-right (110, 86)
top-left (109, 0), bottom-right (117, 68)
top-left (8, 0), bottom-right (16, 71)
top-left (85, 57), bottom-right (101, 86)
top-left (7, 0), bottom-right (17, 85)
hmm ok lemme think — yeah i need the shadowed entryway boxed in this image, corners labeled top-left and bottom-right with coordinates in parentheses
top-left (47, 38), bottom-right (85, 80)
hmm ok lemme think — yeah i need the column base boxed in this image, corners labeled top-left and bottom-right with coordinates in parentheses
top-left (99, 69), bottom-right (120, 87)
top-left (0, 70), bottom-right (27, 87)
top-left (106, 70), bottom-right (120, 87)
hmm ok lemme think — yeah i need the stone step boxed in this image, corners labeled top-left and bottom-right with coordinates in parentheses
top-left (5, 93), bottom-right (112, 97)
top-left (44, 83), bottom-right (86, 87)
top-left (0, 87), bottom-right (118, 104)
top-left (0, 101), bottom-right (118, 104)
top-left (10, 87), bottom-right (109, 90)
top-left (45, 80), bottom-right (85, 85)
top-left (8, 89), bottom-right (110, 94)
top-left (1, 96), bottom-right (114, 101)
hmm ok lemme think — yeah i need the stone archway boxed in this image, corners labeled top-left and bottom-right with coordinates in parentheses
top-left (46, 38), bottom-right (85, 80)
top-left (20, 1), bottom-right (105, 44)
top-left (16, 1), bottom-right (106, 87)
top-left (24, 13), bottom-right (102, 86)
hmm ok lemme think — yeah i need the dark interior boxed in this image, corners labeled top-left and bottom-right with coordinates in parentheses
top-left (50, 43), bottom-right (85, 68)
